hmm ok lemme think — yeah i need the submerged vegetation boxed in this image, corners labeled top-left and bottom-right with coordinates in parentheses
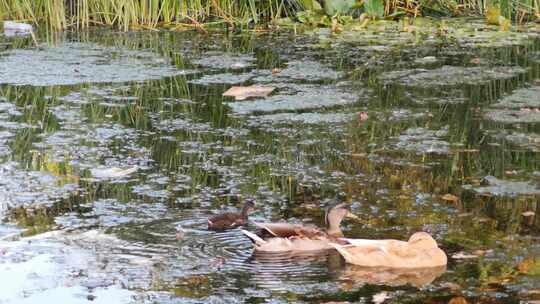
top-left (0, 0), bottom-right (538, 31)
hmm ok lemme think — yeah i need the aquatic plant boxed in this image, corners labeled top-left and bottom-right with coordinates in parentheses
top-left (0, 0), bottom-right (538, 31)
top-left (0, 0), bottom-right (314, 30)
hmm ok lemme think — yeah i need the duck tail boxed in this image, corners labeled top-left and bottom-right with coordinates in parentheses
top-left (252, 222), bottom-right (279, 237)
top-left (329, 242), bottom-right (354, 261)
top-left (242, 229), bottom-right (267, 245)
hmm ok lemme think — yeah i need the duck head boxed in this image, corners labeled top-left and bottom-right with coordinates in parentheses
top-left (325, 203), bottom-right (358, 236)
top-left (408, 232), bottom-right (439, 249)
top-left (241, 199), bottom-right (256, 218)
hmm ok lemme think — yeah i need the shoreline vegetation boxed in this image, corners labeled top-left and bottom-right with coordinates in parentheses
top-left (0, 0), bottom-right (538, 32)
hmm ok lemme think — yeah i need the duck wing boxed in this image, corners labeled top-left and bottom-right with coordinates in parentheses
top-left (253, 222), bottom-right (320, 238)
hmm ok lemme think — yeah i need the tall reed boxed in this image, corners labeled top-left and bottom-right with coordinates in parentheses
top-left (0, 0), bottom-right (538, 31)
top-left (1, 0), bottom-right (313, 30)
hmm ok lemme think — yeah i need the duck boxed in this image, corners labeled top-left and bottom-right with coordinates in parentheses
top-left (241, 203), bottom-right (358, 252)
top-left (329, 232), bottom-right (447, 268)
top-left (208, 199), bottom-right (255, 231)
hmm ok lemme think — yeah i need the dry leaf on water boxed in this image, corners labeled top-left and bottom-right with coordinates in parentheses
top-left (452, 251), bottom-right (478, 259)
top-left (523, 211), bottom-right (536, 217)
top-left (223, 85), bottom-right (275, 100)
top-left (372, 291), bottom-right (390, 304)
top-left (440, 282), bottom-right (462, 290)
top-left (441, 193), bottom-right (459, 203)
top-left (90, 166), bottom-right (138, 179)
top-left (448, 296), bottom-right (469, 304)
top-left (358, 111), bottom-right (369, 121)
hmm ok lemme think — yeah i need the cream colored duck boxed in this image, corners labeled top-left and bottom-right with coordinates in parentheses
top-left (330, 232), bottom-right (447, 268)
top-left (242, 203), bottom-right (358, 252)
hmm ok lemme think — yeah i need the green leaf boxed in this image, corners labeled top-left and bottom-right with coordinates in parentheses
top-left (486, 5), bottom-right (502, 25)
top-left (364, 0), bottom-right (384, 18)
top-left (323, 0), bottom-right (356, 15)
top-left (305, 0), bottom-right (323, 11)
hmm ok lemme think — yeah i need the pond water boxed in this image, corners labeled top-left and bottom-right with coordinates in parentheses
top-left (0, 22), bottom-right (539, 303)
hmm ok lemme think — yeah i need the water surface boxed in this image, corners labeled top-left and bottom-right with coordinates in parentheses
top-left (0, 25), bottom-right (539, 303)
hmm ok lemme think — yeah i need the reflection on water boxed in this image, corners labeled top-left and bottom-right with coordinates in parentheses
top-left (0, 28), bottom-right (539, 303)
top-left (334, 265), bottom-right (447, 288)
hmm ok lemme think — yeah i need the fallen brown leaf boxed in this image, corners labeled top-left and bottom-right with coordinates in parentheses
top-left (441, 193), bottom-right (459, 203)
top-left (448, 296), bottom-right (469, 304)
top-left (470, 58), bottom-right (481, 65)
top-left (522, 211), bottom-right (536, 217)
top-left (440, 282), bottom-right (462, 290)
top-left (517, 257), bottom-right (537, 273)
top-left (452, 251), bottom-right (478, 259)
top-left (372, 291), bottom-right (390, 304)
top-left (223, 85), bottom-right (275, 101)
top-left (358, 111), bottom-right (369, 121)
top-left (472, 249), bottom-right (492, 256)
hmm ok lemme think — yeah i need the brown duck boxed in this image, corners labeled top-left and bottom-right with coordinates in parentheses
top-left (330, 232), bottom-right (447, 268)
top-left (242, 203), bottom-right (358, 252)
top-left (208, 199), bottom-right (255, 231)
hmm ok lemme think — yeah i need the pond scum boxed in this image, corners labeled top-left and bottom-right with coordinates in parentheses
top-left (0, 0), bottom-right (538, 31)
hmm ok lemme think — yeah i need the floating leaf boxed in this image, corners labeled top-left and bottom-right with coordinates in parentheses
top-left (441, 193), bottom-right (459, 203)
top-left (518, 257), bottom-right (540, 275)
top-left (372, 291), bottom-right (391, 304)
top-left (223, 85), bottom-right (275, 100)
top-left (448, 297), bottom-right (469, 304)
top-left (90, 166), bottom-right (138, 179)
top-left (452, 251), bottom-right (479, 259)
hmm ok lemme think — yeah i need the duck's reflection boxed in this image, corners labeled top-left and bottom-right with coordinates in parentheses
top-left (243, 250), bottom-right (334, 291)
top-left (243, 250), bottom-right (445, 291)
top-left (333, 264), bottom-right (447, 288)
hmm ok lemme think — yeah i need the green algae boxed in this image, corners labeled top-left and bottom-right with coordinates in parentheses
top-left (0, 43), bottom-right (194, 86)
top-left (227, 85), bottom-right (359, 114)
top-left (464, 176), bottom-right (540, 196)
top-left (250, 112), bottom-right (356, 125)
top-left (380, 65), bottom-right (527, 87)
top-left (190, 52), bottom-right (256, 70)
top-left (484, 109), bottom-right (540, 123)
top-left (492, 86), bottom-right (540, 109)
top-left (189, 72), bottom-right (254, 85)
